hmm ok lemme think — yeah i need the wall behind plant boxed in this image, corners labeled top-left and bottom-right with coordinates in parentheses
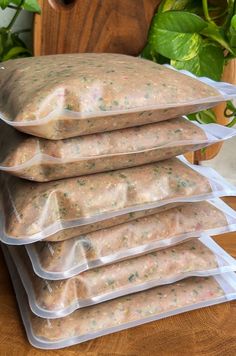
top-left (0, 7), bottom-right (33, 50)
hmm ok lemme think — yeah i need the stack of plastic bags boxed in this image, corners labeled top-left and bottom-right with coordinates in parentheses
top-left (1, 53), bottom-right (236, 349)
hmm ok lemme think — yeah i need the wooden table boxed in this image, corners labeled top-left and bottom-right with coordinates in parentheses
top-left (0, 197), bottom-right (236, 356)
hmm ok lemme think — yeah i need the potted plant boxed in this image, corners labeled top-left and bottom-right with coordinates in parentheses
top-left (0, 0), bottom-right (41, 62)
top-left (141, 0), bottom-right (236, 160)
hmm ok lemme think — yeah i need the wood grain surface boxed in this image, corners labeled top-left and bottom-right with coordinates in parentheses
top-left (34, 0), bottom-right (160, 56)
top-left (0, 197), bottom-right (236, 355)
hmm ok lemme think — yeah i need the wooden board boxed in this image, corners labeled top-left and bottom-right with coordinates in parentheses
top-left (0, 198), bottom-right (236, 355)
top-left (34, 0), bottom-right (160, 56)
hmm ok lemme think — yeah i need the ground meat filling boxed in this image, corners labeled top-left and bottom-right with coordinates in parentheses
top-left (0, 117), bottom-right (207, 182)
top-left (2, 158), bottom-right (211, 241)
top-left (0, 53), bottom-right (221, 139)
top-left (30, 276), bottom-right (224, 341)
top-left (13, 239), bottom-right (220, 313)
top-left (32, 201), bottom-right (227, 275)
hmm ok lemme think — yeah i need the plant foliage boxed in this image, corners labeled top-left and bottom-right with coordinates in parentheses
top-left (141, 0), bottom-right (236, 126)
top-left (0, 0), bottom-right (41, 61)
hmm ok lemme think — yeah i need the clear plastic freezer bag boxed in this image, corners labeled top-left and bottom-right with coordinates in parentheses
top-left (6, 235), bottom-right (236, 318)
top-left (2, 244), bottom-right (236, 350)
top-left (26, 198), bottom-right (236, 280)
top-left (1, 117), bottom-right (236, 182)
top-left (1, 156), bottom-right (236, 245)
top-left (1, 53), bottom-right (236, 140)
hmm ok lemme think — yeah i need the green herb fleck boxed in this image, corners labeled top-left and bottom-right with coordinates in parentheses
top-left (128, 271), bottom-right (139, 282)
top-left (107, 278), bottom-right (115, 286)
top-left (86, 162), bottom-right (96, 170)
top-left (77, 179), bottom-right (86, 186)
top-left (65, 104), bottom-right (73, 110)
top-left (99, 104), bottom-right (107, 111)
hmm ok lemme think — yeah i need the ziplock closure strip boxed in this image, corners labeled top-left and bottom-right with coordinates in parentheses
top-left (0, 140), bottom-right (217, 171)
top-left (26, 201), bottom-right (236, 280)
top-left (7, 235), bottom-right (236, 319)
top-left (0, 93), bottom-right (229, 127)
top-left (0, 138), bottom-right (212, 171)
top-left (0, 121), bottom-right (235, 171)
top-left (2, 244), bottom-right (236, 350)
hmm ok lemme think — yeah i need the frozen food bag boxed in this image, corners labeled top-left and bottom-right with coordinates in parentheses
top-left (0, 117), bottom-right (236, 182)
top-left (1, 53), bottom-right (236, 139)
top-left (6, 235), bottom-right (236, 318)
top-left (26, 198), bottom-right (236, 280)
top-left (1, 156), bottom-right (236, 245)
top-left (2, 244), bottom-right (236, 349)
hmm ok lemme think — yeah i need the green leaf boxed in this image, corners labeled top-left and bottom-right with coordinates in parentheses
top-left (140, 43), bottom-right (157, 61)
top-left (187, 113), bottom-right (198, 121)
top-left (150, 29), bottom-right (202, 60)
top-left (6, 0), bottom-right (24, 7)
top-left (11, 0), bottom-right (41, 12)
top-left (0, 29), bottom-right (31, 62)
top-left (231, 14), bottom-right (236, 29)
top-left (148, 11), bottom-right (208, 60)
top-left (158, 0), bottom-right (175, 13)
top-left (225, 100), bottom-right (236, 112)
top-left (228, 15), bottom-right (236, 48)
top-left (201, 23), bottom-right (234, 54)
top-left (153, 11), bottom-right (208, 33)
top-left (23, 0), bottom-right (41, 13)
top-left (8, 0), bottom-right (21, 5)
top-left (141, 43), bottom-right (171, 65)
top-left (187, 109), bottom-right (217, 124)
top-left (172, 41), bottom-right (224, 81)
top-left (0, 29), bottom-right (14, 53)
top-left (224, 98), bottom-right (236, 127)
top-left (224, 100), bottom-right (236, 118)
top-left (158, 0), bottom-right (190, 12)
top-left (223, 0), bottom-right (235, 31)
top-left (2, 46), bottom-right (30, 61)
top-left (199, 109), bottom-right (217, 124)
top-left (227, 117), bottom-right (236, 127)
top-left (0, 0), bottom-right (11, 9)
